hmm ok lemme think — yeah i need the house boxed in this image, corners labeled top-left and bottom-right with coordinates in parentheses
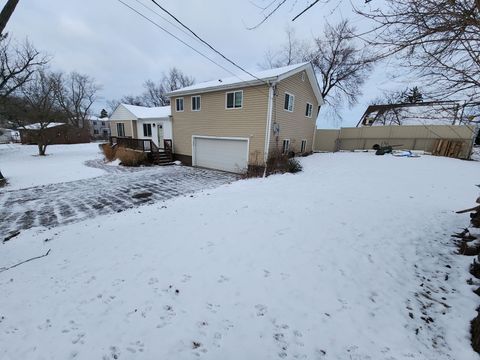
top-left (357, 101), bottom-right (471, 127)
top-left (167, 62), bottom-right (324, 173)
top-left (19, 123), bottom-right (90, 145)
top-left (88, 116), bottom-right (110, 140)
top-left (0, 128), bottom-right (20, 143)
top-left (109, 104), bottom-right (172, 148)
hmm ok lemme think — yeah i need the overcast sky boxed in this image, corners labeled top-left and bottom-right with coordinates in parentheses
top-left (3, 0), bottom-right (408, 128)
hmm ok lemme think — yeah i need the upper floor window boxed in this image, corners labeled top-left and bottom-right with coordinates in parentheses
top-left (93, 121), bottom-right (97, 125)
top-left (192, 95), bottom-right (201, 111)
top-left (226, 90), bottom-right (243, 109)
top-left (284, 93), bottom-right (294, 112)
top-left (101, 121), bottom-right (106, 126)
top-left (305, 103), bottom-right (313, 118)
top-left (176, 97), bottom-right (184, 112)
top-left (143, 123), bottom-right (152, 137)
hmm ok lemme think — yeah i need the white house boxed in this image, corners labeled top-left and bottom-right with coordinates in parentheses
top-left (109, 104), bottom-right (172, 148)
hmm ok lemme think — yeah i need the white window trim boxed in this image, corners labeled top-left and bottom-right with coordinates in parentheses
top-left (284, 92), bottom-right (295, 112)
top-left (191, 95), bottom-right (201, 111)
top-left (301, 139), bottom-right (307, 153)
top-left (225, 90), bottom-right (244, 110)
top-left (282, 139), bottom-right (290, 154)
top-left (175, 97), bottom-right (184, 112)
top-left (306, 102), bottom-right (313, 118)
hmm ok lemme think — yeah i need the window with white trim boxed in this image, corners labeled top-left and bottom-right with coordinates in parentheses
top-left (305, 103), bottom-right (313, 118)
top-left (175, 98), bottom-right (184, 112)
top-left (282, 139), bottom-right (290, 154)
top-left (191, 95), bottom-right (201, 111)
top-left (301, 139), bottom-right (307, 153)
top-left (116, 123), bottom-right (125, 137)
top-left (284, 93), bottom-right (294, 112)
top-left (143, 123), bottom-right (152, 137)
top-left (226, 90), bottom-right (243, 109)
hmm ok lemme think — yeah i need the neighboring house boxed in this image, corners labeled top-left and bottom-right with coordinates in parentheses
top-left (88, 116), bottom-right (110, 140)
top-left (19, 123), bottom-right (90, 145)
top-left (357, 101), bottom-right (471, 127)
top-left (167, 62), bottom-right (324, 173)
top-left (0, 128), bottom-right (20, 143)
top-left (109, 104), bottom-right (172, 148)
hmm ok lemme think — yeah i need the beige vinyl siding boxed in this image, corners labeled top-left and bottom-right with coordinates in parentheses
top-left (171, 84), bottom-right (269, 165)
top-left (268, 71), bottom-right (319, 155)
top-left (109, 120), bottom-right (137, 138)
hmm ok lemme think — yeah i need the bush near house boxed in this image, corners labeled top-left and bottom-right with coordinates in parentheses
top-left (100, 143), bottom-right (117, 162)
top-left (115, 147), bottom-right (147, 167)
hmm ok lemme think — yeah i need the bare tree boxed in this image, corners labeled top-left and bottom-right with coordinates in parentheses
top-left (0, 0), bottom-right (20, 35)
top-left (109, 68), bottom-right (194, 110)
top-left (0, 35), bottom-right (48, 100)
top-left (53, 71), bottom-right (100, 128)
top-left (309, 20), bottom-right (374, 115)
top-left (8, 71), bottom-right (65, 155)
top-left (357, 0), bottom-right (480, 104)
top-left (248, 0), bottom-right (322, 29)
top-left (260, 27), bottom-right (310, 69)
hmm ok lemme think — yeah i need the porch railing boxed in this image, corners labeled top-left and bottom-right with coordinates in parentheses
top-left (109, 136), bottom-right (170, 153)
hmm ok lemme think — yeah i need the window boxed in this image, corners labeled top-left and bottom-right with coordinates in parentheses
top-left (93, 121), bottom-right (97, 125)
top-left (305, 103), bottom-right (313, 118)
top-left (143, 123), bottom-right (152, 137)
top-left (301, 139), bottom-right (307, 153)
top-left (103, 130), bottom-right (108, 136)
top-left (116, 123), bottom-right (125, 137)
top-left (191, 95), bottom-right (201, 111)
top-left (301, 72), bottom-right (305, 82)
top-left (226, 90), bottom-right (243, 109)
top-left (282, 139), bottom-right (290, 154)
top-left (176, 97), bottom-right (184, 112)
top-left (93, 129), bottom-right (99, 135)
top-left (101, 121), bottom-right (105, 126)
top-left (284, 93), bottom-right (294, 112)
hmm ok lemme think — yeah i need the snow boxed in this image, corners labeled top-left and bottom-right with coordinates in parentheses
top-left (0, 143), bottom-right (105, 190)
top-left (23, 122), bottom-right (66, 130)
top-left (1, 153), bottom-right (480, 359)
top-left (168, 62), bottom-right (310, 95)
top-left (121, 104), bottom-right (171, 119)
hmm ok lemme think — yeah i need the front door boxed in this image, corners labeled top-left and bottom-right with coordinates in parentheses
top-left (157, 124), bottom-right (164, 149)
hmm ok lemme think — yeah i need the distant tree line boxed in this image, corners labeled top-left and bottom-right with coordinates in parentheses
top-left (107, 67), bottom-right (194, 112)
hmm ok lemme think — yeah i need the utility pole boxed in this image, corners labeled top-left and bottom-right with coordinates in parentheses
top-left (0, 0), bottom-right (19, 35)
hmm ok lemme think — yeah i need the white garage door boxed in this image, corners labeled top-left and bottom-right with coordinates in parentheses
top-left (193, 137), bottom-right (249, 173)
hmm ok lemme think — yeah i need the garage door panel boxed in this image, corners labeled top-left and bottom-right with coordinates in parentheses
top-left (194, 137), bottom-right (248, 173)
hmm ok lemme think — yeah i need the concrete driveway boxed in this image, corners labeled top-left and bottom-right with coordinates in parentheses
top-left (0, 162), bottom-right (238, 237)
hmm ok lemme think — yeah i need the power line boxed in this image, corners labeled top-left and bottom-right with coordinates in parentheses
top-left (115, 0), bottom-right (236, 77)
top-left (115, 0), bottom-right (271, 97)
top-left (149, 0), bottom-right (268, 84)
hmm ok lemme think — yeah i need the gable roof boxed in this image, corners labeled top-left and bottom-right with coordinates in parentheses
top-left (120, 104), bottom-right (171, 119)
top-left (167, 62), bottom-right (324, 105)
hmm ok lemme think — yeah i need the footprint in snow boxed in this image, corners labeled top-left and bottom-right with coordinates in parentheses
top-left (255, 304), bottom-right (268, 316)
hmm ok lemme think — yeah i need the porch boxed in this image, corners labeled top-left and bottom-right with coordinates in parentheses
top-left (109, 136), bottom-right (173, 165)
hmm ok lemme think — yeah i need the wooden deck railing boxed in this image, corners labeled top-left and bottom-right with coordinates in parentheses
top-left (109, 136), bottom-right (172, 154)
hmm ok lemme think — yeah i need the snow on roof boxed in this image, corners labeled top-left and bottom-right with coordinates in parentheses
top-left (121, 104), bottom-right (171, 119)
top-left (23, 122), bottom-right (66, 130)
top-left (87, 116), bottom-right (109, 121)
top-left (167, 62), bottom-right (321, 100)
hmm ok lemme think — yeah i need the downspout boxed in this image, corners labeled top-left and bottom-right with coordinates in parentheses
top-left (264, 82), bottom-right (275, 165)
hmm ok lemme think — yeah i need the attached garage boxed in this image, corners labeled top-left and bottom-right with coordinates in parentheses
top-left (192, 136), bottom-right (249, 173)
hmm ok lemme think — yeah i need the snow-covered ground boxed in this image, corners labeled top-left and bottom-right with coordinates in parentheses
top-left (0, 143), bottom-right (105, 190)
top-left (1, 153), bottom-right (480, 360)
